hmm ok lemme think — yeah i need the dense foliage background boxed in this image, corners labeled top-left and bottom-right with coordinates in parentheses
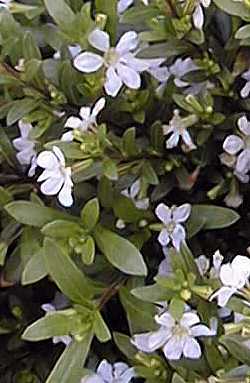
top-left (2, 0), bottom-right (250, 382)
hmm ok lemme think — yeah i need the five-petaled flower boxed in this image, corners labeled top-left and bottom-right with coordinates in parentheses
top-left (13, 120), bottom-right (37, 177)
top-left (155, 202), bottom-right (191, 250)
top-left (210, 255), bottom-right (250, 307)
top-left (62, 97), bottom-right (106, 142)
top-left (73, 28), bottom-right (165, 97)
top-left (132, 310), bottom-right (215, 360)
top-left (222, 115), bottom-right (250, 177)
top-left (81, 359), bottom-right (135, 383)
top-left (163, 110), bottom-right (197, 150)
top-left (36, 146), bottom-right (73, 207)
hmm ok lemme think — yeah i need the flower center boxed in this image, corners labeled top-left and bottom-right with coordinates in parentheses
top-left (104, 48), bottom-right (120, 67)
top-left (166, 221), bottom-right (176, 234)
top-left (172, 324), bottom-right (190, 338)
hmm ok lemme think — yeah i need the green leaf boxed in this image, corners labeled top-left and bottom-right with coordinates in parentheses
top-left (213, 0), bottom-right (250, 21)
top-left (190, 205), bottom-right (240, 230)
top-left (7, 98), bottom-right (40, 126)
top-left (81, 236), bottom-right (95, 265)
top-left (21, 249), bottom-right (47, 285)
top-left (220, 335), bottom-right (250, 365)
top-left (23, 31), bottom-right (41, 60)
top-left (113, 195), bottom-right (149, 223)
top-left (119, 286), bottom-right (156, 334)
top-left (122, 127), bottom-right (139, 157)
top-left (81, 198), bottom-right (100, 231)
top-left (22, 312), bottom-right (77, 341)
top-left (95, 0), bottom-right (117, 44)
top-left (43, 238), bottom-right (95, 303)
top-left (236, 25), bottom-right (250, 40)
top-left (93, 311), bottom-right (111, 343)
top-left (0, 242), bottom-right (7, 266)
top-left (5, 201), bottom-right (77, 227)
top-left (113, 332), bottom-right (137, 360)
top-left (93, 224), bottom-right (147, 276)
top-left (45, 333), bottom-right (93, 383)
top-left (169, 298), bottom-right (185, 321)
top-left (132, 283), bottom-right (171, 303)
top-left (44, 0), bottom-right (75, 29)
top-left (42, 220), bottom-right (81, 238)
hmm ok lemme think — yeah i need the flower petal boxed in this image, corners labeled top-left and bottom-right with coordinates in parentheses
top-left (180, 312), bottom-right (200, 328)
top-left (58, 171), bottom-right (73, 207)
top-left (238, 115), bottom-right (250, 136)
top-left (191, 324), bottom-right (214, 337)
top-left (74, 52), bottom-right (104, 73)
top-left (37, 150), bottom-right (59, 169)
top-left (183, 337), bottom-right (201, 359)
top-left (163, 335), bottom-right (185, 360)
top-left (92, 97), bottom-right (106, 117)
top-left (236, 149), bottom-right (250, 174)
top-left (132, 328), bottom-right (167, 352)
top-left (158, 228), bottom-right (170, 247)
top-left (193, 4), bottom-right (204, 30)
top-left (18, 120), bottom-right (32, 138)
top-left (53, 146), bottom-right (65, 166)
top-left (79, 107), bottom-right (91, 122)
top-left (88, 29), bottom-right (110, 52)
top-left (40, 176), bottom-right (64, 196)
top-left (81, 374), bottom-right (104, 383)
top-left (65, 116), bottom-right (82, 129)
top-left (116, 31), bottom-right (138, 54)
top-left (241, 81), bottom-right (250, 98)
top-left (104, 67), bottom-right (123, 97)
top-left (116, 63), bottom-right (141, 89)
top-left (155, 203), bottom-right (171, 224)
top-left (166, 132), bottom-right (180, 149)
top-left (223, 135), bottom-right (244, 155)
top-left (97, 360), bottom-right (113, 381)
top-left (155, 312), bottom-right (175, 328)
top-left (171, 224), bottom-right (186, 251)
top-left (117, 0), bottom-right (133, 14)
top-left (61, 131), bottom-right (74, 142)
top-left (172, 204), bottom-right (191, 223)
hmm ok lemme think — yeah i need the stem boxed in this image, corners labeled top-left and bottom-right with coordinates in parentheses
top-left (97, 277), bottom-right (127, 310)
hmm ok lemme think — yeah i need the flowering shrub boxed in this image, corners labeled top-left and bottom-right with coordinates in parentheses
top-left (2, 0), bottom-right (250, 382)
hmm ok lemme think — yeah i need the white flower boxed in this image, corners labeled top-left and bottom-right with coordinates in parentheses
top-left (81, 360), bottom-right (135, 383)
top-left (62, 98), bottom-right (106, 142)
top-left (41, 303), bottom-right (72, 346)
top-left (117, 0), bottom-right (148, 14)
top-left (170, 58), bottom-right (198, 88)
top-left (73, 29), bottom-right (165, 97)
top-left (36, 146), bottom-right (73, 207)
top-left (163, 110), bottom-right (197, 150)
top-left (132, 310), bottom-right (215, 360)
top-left (155, 203), bottom-right (191, 250)
top-left (210, 255), bottom-right (250, 307)
top-left (223, 116), bottom-right (250, 175)
top-left (12, 120), bottom-right (37, 177)
top-left (192, 0), bottom-right (211, 30)
top-left (240, 70), bottom-right (250, 98)
top-left (121, 179), bottom-right (149, 210)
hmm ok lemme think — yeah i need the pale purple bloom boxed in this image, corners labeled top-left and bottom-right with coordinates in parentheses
top-left (0, 0), bottom-right (11, 9)
top-left (192, 0), bottom-right (211, 29)
top-left (163, 110), bottom-right (197, 150)
top-left (81, 360), bottom-right (135, 383)
top-left (73, 29), bottom-right (165, 97)
top-left (37, 146), bottom-right (73, 207)
top-left (54, 45), bottom-right (81, 60)
top-left (195, 250), bottom-right (223, 278)
top-left (155, 203), bottom-right (191, 250)
top-left (210, 255), bottom-right (250, 307)
top-left (223, 116), bottom-right (250, 176)
top-left (121, 179), bottom-right (149, 210)
top-left (240, 70), bottom-right (250, 98)
top-left (41, 303), bottom-right (72, 346)
top-left (62, 98), bottom-right (105, 142)
top-left (132, 310), bottom-right (215, 360)
top-left (13, 120), bottom-right (37, 177)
